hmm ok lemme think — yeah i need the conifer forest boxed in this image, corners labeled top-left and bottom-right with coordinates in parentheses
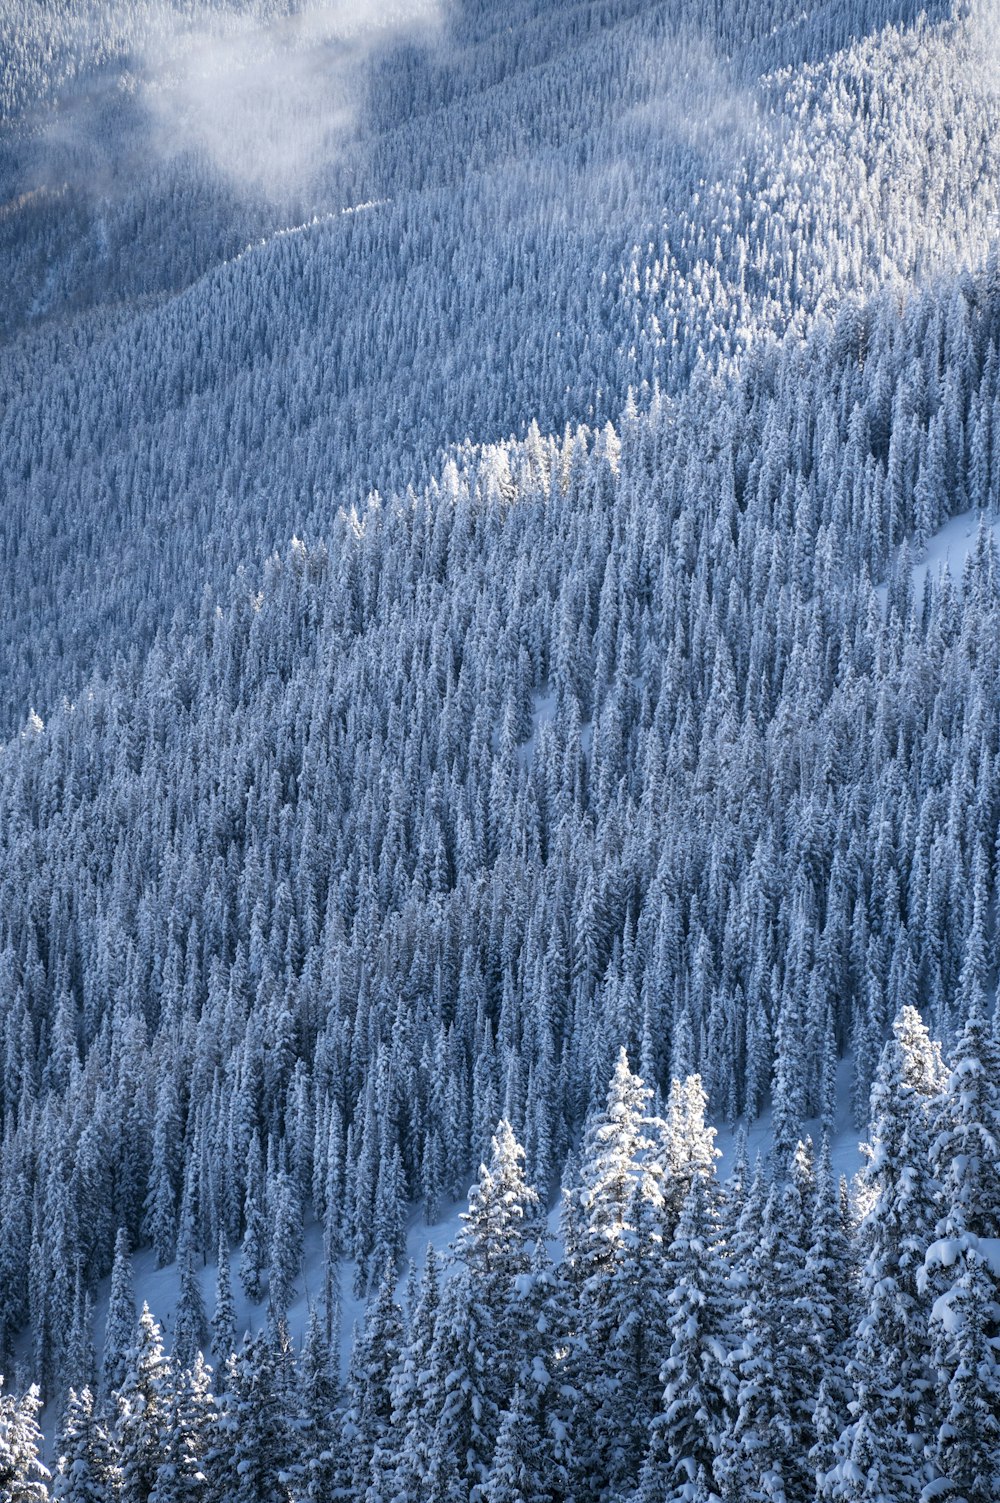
top-left (2, 0), bottom-right (1000, 1499)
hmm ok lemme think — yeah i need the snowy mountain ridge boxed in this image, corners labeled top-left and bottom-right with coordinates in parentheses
top-left (2, 1), bottom-right (1000, 1499)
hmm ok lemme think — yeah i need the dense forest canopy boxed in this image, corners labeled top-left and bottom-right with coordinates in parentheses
top-left (1, 1), bottom-right (999, 1500)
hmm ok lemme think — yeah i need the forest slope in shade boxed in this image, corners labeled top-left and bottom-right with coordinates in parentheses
top-left (2, 1), bottom-right (1000, 1501)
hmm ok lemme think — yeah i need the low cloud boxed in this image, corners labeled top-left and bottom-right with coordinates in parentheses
top-left (136, 0), bottom-right (444, 200)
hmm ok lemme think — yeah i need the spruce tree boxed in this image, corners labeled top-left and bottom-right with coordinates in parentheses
top-left (0, 1379), bottom-right (50, 1503)
top-left (639, 1174), bottom-right (730, 1503)
top-left (389, 1248), bottom-right (442, 1503)
top-left (298, 1307), bottom-right (343, 1503)
top-left (483, 1387), bottom-right (546, 1503)
top-left (53, 1382), bottom-right (107, 1503)
top-left (151, 1352), bottom-right (218, 1503)
top-left (928, 1252), bottom-right (1000, 1503)
top-left (211, 1234), bottom-right (238, 1384)
top-left (116, 1304), bottom-right (171, 1503)
top-left (562, 1049), bottom-right (665, 1501)
top-left (102, 1227), bottom-right (136, 1403)
top-left (220, 1330), bottom-right (298, 1503)
top-left (923, 969), bottom-right (1000, 1502)
top-left (173, 1241), bottom-right (208, 1374)
top-left (347, 1259), bottom-right (403, 1502)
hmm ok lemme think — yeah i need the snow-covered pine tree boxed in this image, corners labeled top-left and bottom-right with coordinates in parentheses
top-left (482, 1386), bottom-right (547, 1503)
top-left (102, 1227), bottom-right (136, 1404)
top-left (211, 1235), bottom-right (238, 1385)
top-left (219, 1329), bottom-right (298, 1503)
top-left (420, 1273), bottom-right (496, 1503)
top-left (151, 1352), bottom-right (217, 1503)
top-left (639, 1172), bottom-right (730, 1503)
top-left (455, 1119), bottom-right (544, 1390)
top-left (53, 1387), bottom-right (113, 1503)
top-left (346, 1259), bottom-right (404, 1502)
top-left (388, 1248), bottom-right (442, 1503)
top-left (0, 1379), bottom-right (49, 1502)
top-left (268, 1169), bottom-right (303, 1319)
top-left (561, 1049), bottom-right (665, 1501)
top-left (657, 1073), bottom-right (721, 1240)
top-left (298, 1307), bottom-right (346, 1503)
top-left (923, 933), bottom-right (1000, 1502)
top-left (240, 1134), bottom-right (269, 1306)
top-left (832, 1005), bottom-right (943, 1486)
top-left (927, 1252), bottom-right (1000, 1503)
top-left (716, 1162), bottom-right (814, 1503)
top-left (172, 1239), bottom-right (208, 1374)
top-left (116, 1304), bottom-right (172, 1503)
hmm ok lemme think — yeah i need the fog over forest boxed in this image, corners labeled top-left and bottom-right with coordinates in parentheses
top-left (1, 3), bottom-right (1000, 1502)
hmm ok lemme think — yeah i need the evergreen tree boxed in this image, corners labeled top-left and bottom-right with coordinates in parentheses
top-left (388, 1248), bottom-right (442, 1503)
top-left (116, 1304), bottom-right (171, 1503)
top-left (151, 1353), bottom-right (218, 1503)
top-left (298, 1307), bottom-right (343, 1503)
top-left (211, 1235), bottom-right (238, 1384)
top-left (220, 1330), bottom-right (298, 1503)
top-left (268, 1170), bottom-right (303, 1319)
top-left (639, 1174), bottom-right (730, 1503)
top-left (928, 1252), bottom-right (1000, 1503)
top-left (240, 1136), bottom-right (268, 1306)
top-left (172, 1242), bottom-right (207, 1374)
top-left (923, 965), bottom-right (1000, 1501)
top-left (717, 1169), bottom-right (813, 1503)
top-left (347, 1260), bottom-right (403, 1502)
top-left (102, 1227), bottom-right (136, 1403)
top-left (835, 1006), bottom-right (942, 1480)
top-left (0, 1379), bottom-right (50, 1503)
top-left (482, 1387), bottom-right (547, 1503)
top-left (421, 1275), bottom-right (497, 1503)
top-left (562, 1050), bottom-right (667, 1501)
top-left (53, 1387), bottom-right (112, 1503)
top-left (456, 1120), bottom-right (544, 1390)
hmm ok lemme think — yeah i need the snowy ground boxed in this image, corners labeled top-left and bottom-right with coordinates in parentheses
top-left (876, 504), bottom-right (1000, 612)
top-left (31, 1053), bottom-right (865, 1455)
top-left (713, 1054), bottom-right (863, 1186)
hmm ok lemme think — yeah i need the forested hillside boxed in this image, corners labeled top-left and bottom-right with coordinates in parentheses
top-left (1, 1), bottom-right (999, 1500)
top-left (3, 0), bottom-right (996, 734)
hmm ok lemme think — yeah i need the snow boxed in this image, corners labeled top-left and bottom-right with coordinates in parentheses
top-left (925, 1233), bottom-right (1000, 1281)
top-left (876, 505), bottom-right (1000, 613)
top-left (517, 688), bottom-right (557, 768)
top-left (35, 1059), bottom-right (864, 1453)
top-left (714, 1054), bottom-right (863, 1185)
top-left (908, 507), bottom-right (1000, 598)
top-left (32, 1196), bottom-right (468, 1454)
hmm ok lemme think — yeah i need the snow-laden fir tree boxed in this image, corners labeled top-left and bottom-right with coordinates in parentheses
top-left (922, 902), bottom-right (1000, 1502)
top-left (150, 1352), bottom-right (217, 1503)
top-left (346, 1259), bottom-right (404, 1503)
top-left (0, 1379), bottom-right (49, 1503)
top-left (561, 1050), bottom-right (666, 1501)
top-left (102, 1228), bottom-right (136, 1405)
top-left (638, 1171), bottom-right (731, 1503)
top-left (210, 1236), bottom-right (237, 1385)
top-left (172, 1239), bottom-right (207, 1375)
top-left (482, 1386), bottom-right (547, 1503)
top-left (388, 1249), bottom-right (442, 1503)
top-left (115, 1304), bottom-right (171, 1503)
top-left (52, 1387), bottom-right (112, 1503)
top-left (220, 1329), bottom-right (298, 1503)
top-left (829, 1005), bottom-right (944, 1490)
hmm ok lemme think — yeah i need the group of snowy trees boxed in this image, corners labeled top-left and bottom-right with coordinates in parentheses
top-left (4, 240), bottom-right (1000, 1390)
top-left (2, 0), bottom-right (995, 732)
top-left (5, 1019), bottom-right (998, 1503)
top-left (1, 0), bottom-right (1000, 1490)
